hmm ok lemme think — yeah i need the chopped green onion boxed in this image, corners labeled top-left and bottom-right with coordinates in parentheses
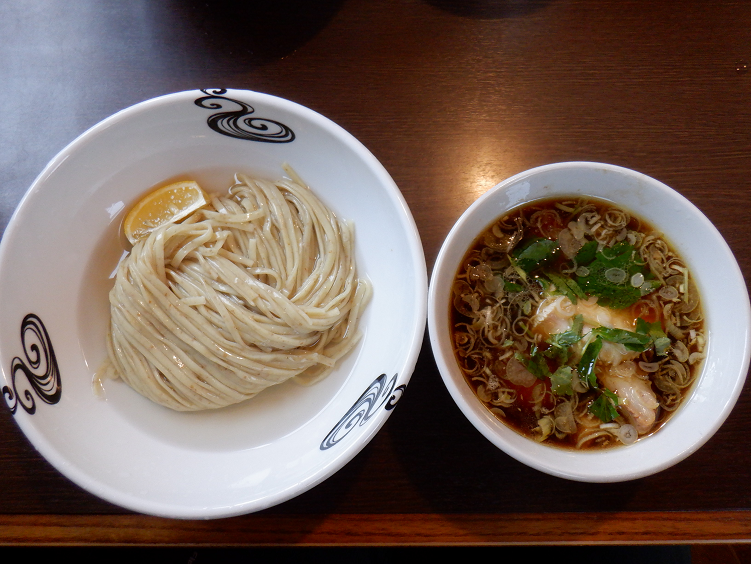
top-left (630, 272), bottom-right (645, 287)
top-left (522, 300), bottom-right (532, 315)
top-left (605, 267), bottom-right (628, 284)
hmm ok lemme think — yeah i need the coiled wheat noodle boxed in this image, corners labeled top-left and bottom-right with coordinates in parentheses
top-left (100, 171), bottom-right (371, 411)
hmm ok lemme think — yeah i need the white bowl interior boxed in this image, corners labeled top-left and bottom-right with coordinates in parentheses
top-left (428, 161), bottom-right (750, 482)
top-left (0, 90), bottom-right (427, 517)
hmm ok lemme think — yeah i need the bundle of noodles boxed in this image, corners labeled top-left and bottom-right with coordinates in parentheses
top-left (101, 171), bottom-right (371, 411)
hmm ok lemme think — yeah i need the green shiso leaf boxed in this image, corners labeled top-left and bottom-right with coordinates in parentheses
top-left (636, 318), bottom-right (657, 335)
top-left (515, 346), bottom-right (551, 380)
top-left (544, 315), bottom-right (584, 364)
top-left (589, 326), bottom-right (653, 352)
top-left (514, 238), bottom-right (559, 273)
top-left (575, 242), bottom-right (645, 309)
top-left (550, 366), bottom-right (574, 396)
top-left (504, 281), bottom-right (524, 293)
top-left (565, 277), bottom-right (587, 300)
top-left (589, 389), bottom-right (620, 422)
top-left (654, 337), bottom-right (671, 356)
top-left (575, 240), bottom-right (598, 265)
top-left (578, 336), bottom-right (603, 389)
top-left (547, 314), bottom-right (584, 350)
top-left (544, 271), bottom-right (586, 305)
top-left (635, 318), bottom-right (671, 356)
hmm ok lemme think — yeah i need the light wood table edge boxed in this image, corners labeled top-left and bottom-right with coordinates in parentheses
top-left (1, 511), bottom-right (750, 545)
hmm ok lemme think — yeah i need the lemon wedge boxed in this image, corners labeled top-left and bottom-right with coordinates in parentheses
top-left (123, 180), bottom-right (208, 245)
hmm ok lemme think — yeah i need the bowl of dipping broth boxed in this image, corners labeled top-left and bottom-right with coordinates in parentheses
top-left (428, 161), bottom-right (750, 482)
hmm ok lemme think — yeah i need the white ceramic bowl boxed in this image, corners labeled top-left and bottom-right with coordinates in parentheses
top-left (428, 161), bottom-right (750, 482)
top-left (0, 89), bottom-right (427, 517)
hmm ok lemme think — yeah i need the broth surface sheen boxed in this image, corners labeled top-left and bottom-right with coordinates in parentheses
top-left (449, 197), bottom-right (705, 449)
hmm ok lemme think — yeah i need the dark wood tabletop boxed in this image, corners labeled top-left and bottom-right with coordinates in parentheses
top-left (1, 0), bottom-right (750, 545)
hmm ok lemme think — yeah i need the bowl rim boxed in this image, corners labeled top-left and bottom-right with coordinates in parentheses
top-left (0, 89), bottom-right (428, 517)
top-left (428, 160), bottom-right (751, 482)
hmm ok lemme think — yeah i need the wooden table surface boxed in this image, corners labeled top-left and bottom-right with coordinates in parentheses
top-left (1, 0), bottom-right (750, 545)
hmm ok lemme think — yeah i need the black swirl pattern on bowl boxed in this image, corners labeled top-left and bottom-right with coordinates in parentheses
top-left (195, 88), bottom-right (295, 143)
top-left (2, 314), bottom-right (61, 415)
top-left (320, 373), bottom-right (406, 451)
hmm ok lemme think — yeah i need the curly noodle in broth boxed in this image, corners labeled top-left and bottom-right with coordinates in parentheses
top-left (100, 170), bottom-right (371, 411)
